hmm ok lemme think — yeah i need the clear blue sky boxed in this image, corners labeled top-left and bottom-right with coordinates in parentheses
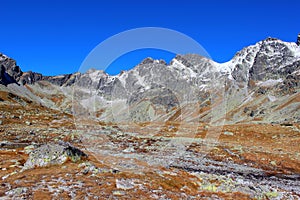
top-left (1, 0), bottom-right (299, 75)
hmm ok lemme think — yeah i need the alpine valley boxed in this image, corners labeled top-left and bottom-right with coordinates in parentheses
top-left (0, 37), bottom-right (299, 199)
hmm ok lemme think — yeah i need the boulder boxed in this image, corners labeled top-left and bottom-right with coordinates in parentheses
top-left (22, 143), bottom-right (87, 170)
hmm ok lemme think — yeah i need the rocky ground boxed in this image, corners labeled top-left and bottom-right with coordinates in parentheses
top-left (0, 91), bottom-right (299, 200)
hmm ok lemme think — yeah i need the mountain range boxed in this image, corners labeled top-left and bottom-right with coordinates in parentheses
top-left (0, 37), bottom-right (299, 125)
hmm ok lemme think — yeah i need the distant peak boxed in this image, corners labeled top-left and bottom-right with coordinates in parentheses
top-left (140, 57), bottom-right (167, 65)
top-left (172, 54), bottom-right (208, 67)
top-left (85, 68), bottom-right (105, 75)
top-left (140, 57), bottom-right (154, 65)
top-left (263, 37), bottom-right (280, 42)
top-left (297, 33), bottom-right (300, 46)
top-left (86, 68), bottom-right (98, 73)
top-left (174, 54), bottom-right (206, 61)
top-left (259, 37), bottom-right (286, 46)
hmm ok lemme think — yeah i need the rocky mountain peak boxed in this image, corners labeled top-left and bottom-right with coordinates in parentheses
top-left (0, 53), bottom-right (22, 85)
top-left (172, 54), bottom-right (208, 68)
top-left (226, 36), bottom-right (300, 84)
top-left (263, 36), bottom-right (279, 42)
top-left (249, 38), bottom-right (300, 81)
top-left (139, 57), bottom-right (167, 66)
top-left (297, 33), bottom-right (300, 46)
top-left (1, 35), bottom-right (299, 91)
top-left (0, 53), bottom-right (22, 78)
top-left (140, 57), bottom-right (155, 65)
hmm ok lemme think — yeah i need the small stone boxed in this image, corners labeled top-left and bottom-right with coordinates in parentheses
top-left (78, 162), bottom-right (87, 168)
top-left (2, 171), bottom-right (17, 180)
top-left (223, 131), bottom-right (234, 136)
top-left (266, 191), bottom-right (279, 198)
top-left (113, 190), bottom-right (126, 196)
top-left (82, 168), bottom-right (89, 175)
top-left (0, 120), bottom-right (2, 125)
top-left (25, 121), bottom-right (31, 126)
top-left (123, 147), bottom-right (135, 153)
top-left (270, 161), bottom-right (277, 166)
top-left (116, 179), bottom-right (135, 190)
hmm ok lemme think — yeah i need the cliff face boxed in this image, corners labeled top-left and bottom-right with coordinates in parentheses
top-left (0, 53), bottom-right (22, 85)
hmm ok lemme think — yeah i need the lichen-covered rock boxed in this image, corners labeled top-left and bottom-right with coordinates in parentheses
top-left (22, 143), bottom-right (87, 170)
top-left (5, 187), bottom-right (28, 197)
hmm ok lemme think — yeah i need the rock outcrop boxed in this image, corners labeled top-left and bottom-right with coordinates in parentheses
top-left (22, 143), bottom-right (87, 171)
top-left (0, 53), bottom-right (22, 85)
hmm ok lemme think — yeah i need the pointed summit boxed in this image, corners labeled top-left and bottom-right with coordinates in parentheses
top-left (297, 33), bottom-right (300, 46)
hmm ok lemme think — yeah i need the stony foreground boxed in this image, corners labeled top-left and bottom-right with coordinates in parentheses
top-left (0, 102), bottom-right (299, 199)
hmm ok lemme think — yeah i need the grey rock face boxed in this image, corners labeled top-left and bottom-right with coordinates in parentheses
top-left (0, 53), bottom-right (78, 87)
top-left (0, 65), bottom-right (17, 85)
top-left (43, 74), bottom-right (74, 86)
top-left (297, 33), bottom-right (300, 46)
top-left (19, 71), bottom-right (43, 85)
top-left (0, 53), bottom-right (22, 85)
top-left (20, 71), bottom-right (79, 86)
top-left (250, 38), bottom-right (295, 81)
top-left (173, 54), bottom-right (206, 71)
top-left (128, 87), bottom-right (180, 112)
top-left (0, 54), bottom-right (22, 81)
top-left (232, 64), bottom-right (249, 83)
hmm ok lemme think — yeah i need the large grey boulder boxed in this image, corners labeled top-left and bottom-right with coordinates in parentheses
top-left (22, 143), bottom-right (87, 171)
